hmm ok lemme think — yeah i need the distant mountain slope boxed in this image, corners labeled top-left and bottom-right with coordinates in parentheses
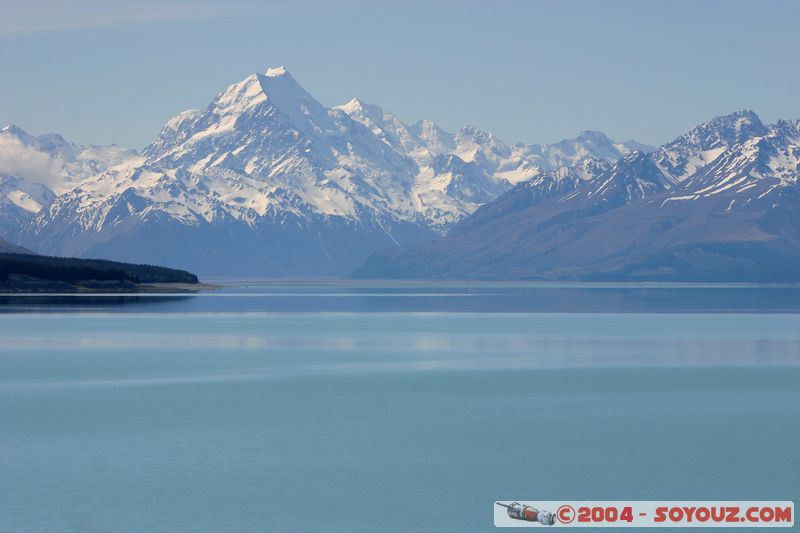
top-left (0, 236), bottom-right (34, 255)
top-left (9, 67), bottom-right (645, 276)
top-left (353, 111), bottom-right (800, 281)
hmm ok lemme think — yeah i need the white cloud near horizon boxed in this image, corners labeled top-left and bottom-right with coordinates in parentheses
top-left (0, 135), bottom-right (63, 187)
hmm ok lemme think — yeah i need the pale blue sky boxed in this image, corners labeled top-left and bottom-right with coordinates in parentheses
top-left (1, 0), bottom-right (798, 149)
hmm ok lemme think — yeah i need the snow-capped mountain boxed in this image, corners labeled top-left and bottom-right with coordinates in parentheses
top-left (354, 111), bottom-right (800, 281)
top-left (332, 100), bottom-right (512, 226)
top-left (334, 97), bottom-right (650, 226)
top-left (11, 67), bottom-right (786, 280)
top-left (652, 109), bottom-right (768, 183)
top-left (452, 158), bottom-right (611, 236)
top-left (509, 130), bottom-right (652, 177)
top-left (0, 175), bottom-right (54, 241)
top-left (11, 67), bottom-right (644, 275)
top-left (674, 118), bottom-right (800, 207)
top-left (24, 68), bottom-right (436, 275)
top-left (0, 125), bottom-right (137, 241)
top-left (578, 151), bottom-right (673, 210)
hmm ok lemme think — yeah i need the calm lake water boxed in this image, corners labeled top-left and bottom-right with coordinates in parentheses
top-left (1, 282), bottom-right (799, 532)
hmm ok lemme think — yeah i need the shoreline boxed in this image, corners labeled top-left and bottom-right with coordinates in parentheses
top-left (0, 282), bottom-right (220, 294)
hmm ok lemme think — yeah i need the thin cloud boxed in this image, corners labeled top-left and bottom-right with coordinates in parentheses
top-left (0, 0), bottom-right (256, 35)
top-left (0, 0), bottom-right (432, 36)
top-left (0, 135), bottom-right (63, 187)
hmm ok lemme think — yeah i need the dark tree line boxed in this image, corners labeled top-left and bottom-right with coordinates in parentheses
top-left (0, 253), bottom-right (198, 284)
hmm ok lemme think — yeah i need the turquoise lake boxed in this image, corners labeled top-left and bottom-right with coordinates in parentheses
top-left (1, 283), bottom-right (798, 532)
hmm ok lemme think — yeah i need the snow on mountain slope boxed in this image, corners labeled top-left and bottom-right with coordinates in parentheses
top-left (338, 98), bottom-right (653, 183)
top-left (334, 98), bottom-right (423, 156)
top-left (652, 110), bottom-right (767, 183)
top-left (0, 175), bottom-right (54, 242)
top-left (353, 112), bottom-right (800, 282)
top-left (477, 151), bottom-right (672, 227)
top-left (0, 125), bottom-right (137, 240)
top-left (667, 119), bottom-right (800, 208)
top-left (141, 68), bottom-right (421, 225)
top-left (510, 130), bottom-right (653, 176)
top-left (336, 97), bottom-right (652, 225)
top-left (0, 125), bottom-right (137, 194)
top-left (580, 151), bottom-right (673, 209)
top-left (20, 67), bottom-right (646, 276)
top-left (23, 68), bottom-right (437, 275)
top-left (335, 100), bottom-right (512, 225)
top-left (452, 158), bottom-right (611, 236)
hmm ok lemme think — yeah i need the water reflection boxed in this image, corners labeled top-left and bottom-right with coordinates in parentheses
top-left (2, 313), bottom-right (799, 379)
top-left (0, 293), bottom-right (194, 313)
top-left (2, 282), bottom-right (800, 313)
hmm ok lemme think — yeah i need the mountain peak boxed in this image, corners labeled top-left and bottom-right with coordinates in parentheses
top-left (342, 97), bottom-right (365, 110)
top-left (458, 125), bottom-right (489, 136)
top-left (621, 149), bottom-right (649, 162)
top-left (211, 73), bottom-right (269, 114)
top-left (204, 67), bottom-right (333, 134)
top-left (1, 124), bottom-right (29, 138)
top-left (411, 119), bottom-right (436, 131)
top-left (663, 109), bottom-right (768, 159)
top-left (211, 67), bottom-right (305, 111)
top-left (411, 119), bottom-right (447, 136)
top-left (609, 150), bottom-right (668, 184)
top-left (708, 109), bottom-right (763, 131)
top-left (264, 66), bottom-right (290, 78)
top-left (335, 97), bottom-right (384, 120)
top-left (575, 130), bottom-right (612, 143)
top-left (730, 108), bottom-right (760, 119)
top-left (253, 67), bottom-right (318, 103)
top-left (457, 125), bottom-right (498, 145)
top-left (163, 109), bottom-right (202, 132)
top-left (774, 119), bottom-right (800, 138)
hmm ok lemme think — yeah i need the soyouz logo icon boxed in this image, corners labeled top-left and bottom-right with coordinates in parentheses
top-left (494, 501), bottom-right (794, 527)
top-left (496, 502), bottom-right (556, 525)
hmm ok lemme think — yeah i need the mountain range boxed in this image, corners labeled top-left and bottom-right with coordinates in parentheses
top-left (354, 111), bottom-right (800, 281)
top-left (1, 68), bottom-right (797, 280)
top-left (1, 67), bottom-right (649, 276)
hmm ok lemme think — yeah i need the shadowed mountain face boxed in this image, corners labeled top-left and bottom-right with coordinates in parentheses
top-left (353, 112), bottom-right (800, 281)
top-left (1, 68), bottom-right (649, 277)
top-left (0, 236), bottom-right (33, 255)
